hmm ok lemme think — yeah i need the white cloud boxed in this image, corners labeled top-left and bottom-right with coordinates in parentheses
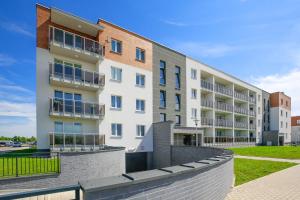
top-left (0, 117), bottom-right (35, 138)
top-left (252, 68), bottom-right (300, 116)
top-left (162, 20), bottom-right (189, 27)
top-left (0, 54), bottom-right (17, 66)
top-left (0, 21), bottom-right (34, 38)
top-left (0, 101), bottom-right (35, 120)
top-left (172, 42), bottom-right (239, 58)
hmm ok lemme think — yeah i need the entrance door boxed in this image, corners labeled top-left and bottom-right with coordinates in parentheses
top-left (279, 136), bottom-right (284, 146)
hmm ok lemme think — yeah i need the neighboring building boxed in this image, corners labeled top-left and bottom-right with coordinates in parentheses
top-left (292, 116), bottom-right (300, 144)
top-left (262, 91), bottom-right (270, 132)
top-left (36, 4), bottom-right (293, 158)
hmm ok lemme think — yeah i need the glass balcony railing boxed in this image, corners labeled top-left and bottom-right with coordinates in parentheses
top-left (215, 119), bottom-right (233, 128)
top-left (49, 63), bottom-right (105, 88)
top-left (201, 79), bottom-right (214, 91)
top-left (49, 26), bottom-right (103, 56)
top-left (201, 99), bottom-right (214, 108)
top-left (234, 91), bottom-right (248, 101)
top-left (201, 118), bottom-right (214, 126)
top-left (249, 124), bottom-right (256, 130)
top-left (249, 97), bottom-right (256, 104)
top-left (249, 110), bottom-right (256, 116)
top-left (234, 106), bottom-right (248, 115)
top-left (214, 83), bottom-right (233, 96)
top-left (215, 102), bottom-right (233, 112)
top-left (234, 121), bottom-right (248, 129)
top-left (49, 98), bottom-right (105, 119)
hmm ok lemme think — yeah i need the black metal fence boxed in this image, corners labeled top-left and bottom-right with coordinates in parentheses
top-left (0, 152), bottom-right (60, 178)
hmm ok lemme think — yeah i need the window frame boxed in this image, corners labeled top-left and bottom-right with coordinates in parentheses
top-left (136, 125), bottom-right (145, 137)
top-left (136, 99), bottom-right (145, 112)
top-left (191, 68), bottom-right (197, 80)
top-left (175, 66), bottom-right (181, 89)
top-left (175, 94), bottom-right (181, 111)
top-left (136, 73), bottom-right (145, 87)
top-left (136, 47), bottom-right (145, 62)
top-left (111, 38), bottom-right (122, 54)
top-left (111, 123), bottom-right (122, 137)
top-left (160, 113), bottom-right (166, 122)
top-left (111, 95), bottom-right (122, 110)
top-left (111, 66), bottom-right (122, 82)
top-left (160, 60), bottom-right (166, 86)
top-left (175, 115), bottom-right (181, 125)
top-left (160, 90), bottom-right (166, 108)
top-left (191, 89), bottom-right (197, 99)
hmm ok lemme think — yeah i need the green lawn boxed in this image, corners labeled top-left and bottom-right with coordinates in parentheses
top-left (229, 146), bottom-right (300, 159)
top-left (234, 158), bottom-right (297, 186)
top-left (0, 148), bottom-right (60, 178)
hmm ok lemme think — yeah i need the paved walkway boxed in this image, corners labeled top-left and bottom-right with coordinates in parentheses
top-left (226, 156), bottom-right (300, 200)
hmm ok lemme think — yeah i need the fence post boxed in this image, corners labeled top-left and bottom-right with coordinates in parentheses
top-left (16, 157), bottom-right (18, 177)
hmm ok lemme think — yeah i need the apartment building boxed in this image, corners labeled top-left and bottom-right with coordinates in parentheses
top-left (291, 116), bottom-right (300, 144)
top-left (36, 4), bottom-right (291, 156)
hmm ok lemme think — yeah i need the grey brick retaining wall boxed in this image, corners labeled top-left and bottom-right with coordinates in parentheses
top-left (0, 148), bottom-right (125, 190)
top-left (81, 154), bottom-right (233, 200)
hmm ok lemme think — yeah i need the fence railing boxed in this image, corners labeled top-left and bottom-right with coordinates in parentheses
top-left (49, 26), bottom-right (103, 56)
top-left (201, 79), bottom-right (214, 91)
top-left (215, 102), bottom-right (233, 112)
top-left (0, 184), bottom-right (80, 200)
top-left (0, 152), bottom-right (60, 178)
top-left (214, 83), bottom-right (233, 96)
top-left (49, 98), bottom-right (105, 118)
top-left (49, 63), bottom-right (105, 87)
top-left (49, 133), bottom-right (105, 151)
top-left (234, 121), bottom-right (248, 129)
top-left (201, 99), bottom-right (214, 108)
top-left (249, 124), bottom-right (256, 130)
top-left (215, 119), bottom-right (233, 127)
top-left (249, 97), bottom-right (256, 104)
top-left (203, 137), bottom-right (256, 146)
top-left (234, 91), bottom-right (248, 101)
top-left (201, 118), bottom-right (214, 126)
top-left (234, 106), bottom-right (248, 115)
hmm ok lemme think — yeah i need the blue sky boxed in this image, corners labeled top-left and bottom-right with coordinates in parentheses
top-left (0, 0), bottom-right (300, 137)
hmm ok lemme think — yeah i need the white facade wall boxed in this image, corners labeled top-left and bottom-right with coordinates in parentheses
top-left (36, 47), bottom-right (153, 152)
top-left (97, 58), bottom-right (153, 152)
top-left (185, 57), bottom-right (263, 143)
top-left (270, 107), bottom-right (291, 143)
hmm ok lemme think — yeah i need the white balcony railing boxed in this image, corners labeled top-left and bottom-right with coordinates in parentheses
top-left (201, 118), bottom-right (214, 126)
top-left (215, 102), bottom-right (233, 112)
top-left (234, 91), bottom-right (248, 101)
top-left (215, 119), bottom-right (233, 128)
top-left (249, 97), bottom-right (256, 104)
top-left (214, 83), bottom-right (233, 96)
top-left (234, 121), bottom-right (248, 129)
top-left (249, 110), bottom-right (256, 116)
top-left (249, 124), bottom-right (256, 130)
top-left (49, 26), bottom-right (104, 57)
top-left (201, 99), bottom-right (214, 108)
top-left (49, 63), bottom-right (105, 88)
top-left (201, 79), bottom-right (214, 91)
top-left (234, 106), bottom-right (248, 115)
top-left (49, 98), bottom-right (105, 119)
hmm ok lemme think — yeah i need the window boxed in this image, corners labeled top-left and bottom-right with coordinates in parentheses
top-left (191, 108), bottom-right (197, 119)
top-left (258, 107), bottom-right (261, 114)
top-left (55, 122), bottom-right (82, 134)
top-left (160, 113), bottom-right (166, 122)
top-left (136, 125), bottom-right (145, 137)
top-left (281, 99), bottom-right (283, 105)
top-left (258, 95), bottom-right (261, 102)
top-left (258, 120), bottom-right (261, 127)
top-left (175, 115), bottom-right (181, 125)
top-left (65, 32), bottom-right (74, 47)
top-left (111, 39), bottom-right (122, 53)
top-left (286, 112), bottom-right (288, 118)
top-left (286, 101), bottom-right (289, 107)
top-left (191, 89), bottom-right (197, 99)
top-left (136, 99), bottom-right (145, 112)
top-left (54, 122), bottom-right (63, 133)
top-left (160, 60), bottom-right (166, 85)
top-left (111, 123), bottom-right (122, 137)
top-left (286, 122), bottom-right (288, 128)
top-left (175, 66), bottom-right (181, 89)
top-left (281, 121), bottom-right (283, 128)
top-left (54, 28), bottom-right (63, 43)
top-left (175, 94), bottom-right (181, 111)
top-left (136, 48), bottom-right (145, 62)
top-left (160, 90), bottom-right (166, 108)
top-left (136, 73), bottom-right (145, 87)
top-left (281, 110), bottom-right (283, 116)
top-left (111, 95), bottom-right (122, 109)
top-left (111, 67), bottom-right (122, 81)
top-left (191, 69), bottom-right (197, 80)
top-left (297, 120), bottom-right (300, 125)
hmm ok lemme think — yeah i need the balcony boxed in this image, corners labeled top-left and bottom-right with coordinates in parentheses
top-left (49, 27), bottom-right (104, 63)
top-left (249, 110), bottom-right (256, 117)
top-left (249, 97), bottom-right (256, 104)
top-left (49, 63), bottom-right (105, 91)
top-left (49, 98), bottom-right (105, 120)
top-left (234, 106), bottom-right (248, 115)
top-left (215, 119), bottom-right (233, 128)
top-left (201, 79), bottom-right (214, 91)
top-left (49, 132), bottom-right (105, 151)
top-left (215, 102), bottom-right (233, 112)
top-left (201, 118), bottom-right (214, 126)
top-left (234, 121), bottom-right (248, 129)
top-left (234, 91), bottom-right (248, 102)
top-left (214, 83), bottom-right (233, 97)
top-left (249, 124), bottom-right (256, 130)
top-left (201, 99), bottom-right (214, 109)
top-left (203, 136), bottom-right (256, 145)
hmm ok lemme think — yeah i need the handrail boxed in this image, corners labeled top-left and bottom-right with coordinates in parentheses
top-left (234, 91), bottom-right (248, 101)
top-left (200, 79), bottom-right (214, 91)
top-left (49, 63), bottom-right (105, 87)
top-left (215, 102), bottom-right (233, 112)
top-left (201, 99), bottom-right (214, 108)
top-left (0, 184), bottom-right (80, 200)
top-left (214, 83), bottom-right (233, 96)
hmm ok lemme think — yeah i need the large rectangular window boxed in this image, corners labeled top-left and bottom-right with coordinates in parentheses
top-left (191, 89), bottom-right (197, 99)
top-left (175, 94), bottom-right (181, 111)
top-left (175, 115), bottom-right (181, 125)
top-left (160, 60), bottom-right (166, 85)
top-left (111, 67), bottom-right (122, 81)
top-left (136, 73), bottom-right (145, 87)
top-left (136, 48), bottom-right (145, 62)
top-left (191, 68), bottom-right (197, 80)
top-left (111, 39), bottom-right (122, 53)
top-left (136, 99), bottom-right (145, 112)
top-left (111, 123), bottom-right (122, 137)
top-left (297, 120), bottom-right (300, 125)
top-left (175, 66), bottom-right (180, 89)
top-left (191, 108), bottom-right (197, 119)
top-left (160, 90), bottom-right (166, 108)
top-left (136, 125), bottom-right (145, 137)
top-left (111, 95), bottom-right (122, 109)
